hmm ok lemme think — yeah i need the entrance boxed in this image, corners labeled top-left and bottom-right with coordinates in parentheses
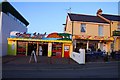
top-left (89, 42), bottom-right (98, 51)
top-left (28, 43), bottom-right (37, 55)
top-left (41, 43), bottom-right (48, 56)
top-left (64, 45), bottom-right (70, 58)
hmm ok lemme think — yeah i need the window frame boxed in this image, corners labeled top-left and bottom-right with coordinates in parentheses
top-left (80, 23), bottom-right (86, 33)
top-left (98, 25), bottom-right (103, 36)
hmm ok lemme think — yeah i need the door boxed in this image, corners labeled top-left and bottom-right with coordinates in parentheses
top-left (64, 45), bottom-right (70, 58)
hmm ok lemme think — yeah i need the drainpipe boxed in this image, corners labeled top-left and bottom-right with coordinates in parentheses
top-left (72, 21), bottom-right (74, 50)
top-left (72, 21), bottom-right (74, 39)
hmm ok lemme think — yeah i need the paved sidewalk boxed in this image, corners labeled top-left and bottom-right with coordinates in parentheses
top-left (2, 56), bottom-right (77, 64)
top-left (2, 55), bottom-right (120, 70)
top-left (2, 56), bottom-right (17, 64)
top-left (2, 55), bottom-right (118, 64)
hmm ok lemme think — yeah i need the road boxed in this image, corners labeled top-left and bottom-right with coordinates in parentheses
top-left (1, 56), bottom-right (120, 78)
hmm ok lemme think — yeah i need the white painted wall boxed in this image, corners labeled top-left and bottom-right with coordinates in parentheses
top-left (0, 12), bottom-right (2, 56)
top-left (0, 12), bottom-right (27, 56)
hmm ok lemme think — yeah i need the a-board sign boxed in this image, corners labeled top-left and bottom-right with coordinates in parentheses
top-left (29, 50), bottom-right (37, 63)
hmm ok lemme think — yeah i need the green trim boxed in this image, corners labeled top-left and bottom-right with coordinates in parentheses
top-left (113, 30), bottom-right (120, 36)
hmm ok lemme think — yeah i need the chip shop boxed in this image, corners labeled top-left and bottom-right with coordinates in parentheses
top-left (8, 32), bottom-right (72, 58)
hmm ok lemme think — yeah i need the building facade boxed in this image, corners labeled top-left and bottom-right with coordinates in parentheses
top-left (64, 9), bottom-right (120, 54)
top-left (0, 2), bottom-right (29, 56)
top-left (7, 32), bottom-right (72, 58)
top-left (97, 9), bottom-right (120, 51)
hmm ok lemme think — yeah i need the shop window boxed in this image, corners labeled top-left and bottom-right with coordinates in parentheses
top-left (118, 24), bottom-right (120, 30)
top-left (17, 41), bottom-right (26, 55)
top-left (98, 25), bottom-right (103, 36)
top-left (81, 23), bottom-right (86, 32)
top-left (52, 43), bottom-right (62, 58)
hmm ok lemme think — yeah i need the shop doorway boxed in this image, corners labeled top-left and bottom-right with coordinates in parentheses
top-left (42, 43), bottom-right (48, 56)
top-left (89, 41), bottom-right (98, 52)
top-left (27, 43), bottom-right (37, 55)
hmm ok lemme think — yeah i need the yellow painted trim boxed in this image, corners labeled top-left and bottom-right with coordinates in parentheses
top-left (70, 44), bottom-right (73, 56)
top-left (26, 42), bottom-right (28, 56)
top-left (15, 41), bottom-right (17, 55)
top-left (8, 38), bottom-right (72, 43)
top-left (62, 44), bottom-right (64, 57)
top-left (36, 42), bottom-right (39, 56)
top-left (48, 43), bottom-right (52, 57)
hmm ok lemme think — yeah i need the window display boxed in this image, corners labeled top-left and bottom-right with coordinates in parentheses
top-left (52, 43), bottom-right (62, 58)
top-left (17, 41), bottom-right (26, 55)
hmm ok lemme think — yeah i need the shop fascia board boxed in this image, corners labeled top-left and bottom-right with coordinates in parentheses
top-left (7, 38), bottom-right (72, 43)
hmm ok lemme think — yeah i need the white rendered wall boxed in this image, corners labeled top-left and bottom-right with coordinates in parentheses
top-left (0, 12), bottom-right (27, 56)
top-left (0, 12), bottom-right (2, 56)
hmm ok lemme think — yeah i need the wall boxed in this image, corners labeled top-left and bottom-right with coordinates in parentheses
top-left (64, 16), bottom-right (72, 34)
top-left (66, 20), bottom-right (110, 37)
top-left (8, 40), bottom-right (17, 55)
top-left (0, 12), bottom-right (2, 56)
top-left (0, 12), bottom-right (27, 56)
top-left (111, 21), bottom-right (120, 51)
top-left (115, 38), bottom-right (120, 51)
top-left (111, 21), bottom-right (119, 33)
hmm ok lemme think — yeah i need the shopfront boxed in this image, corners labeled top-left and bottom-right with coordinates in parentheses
top-left (8, 38), bottom-right (72, 58)
top-left (73, 35), bottom-right (114, 54)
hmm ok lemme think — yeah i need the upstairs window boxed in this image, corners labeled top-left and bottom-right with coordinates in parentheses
top-left (118, 24), bottom-right (120, 30)
top-left (98, 25), bottom-right (103, 36)
top-left (81, 23), bottom-right (86, 32)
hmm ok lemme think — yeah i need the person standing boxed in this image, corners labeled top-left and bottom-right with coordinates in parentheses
top-left (103, 44), bottom-right (107, 54)
top-left (39, 46), bottom-right (43, 56)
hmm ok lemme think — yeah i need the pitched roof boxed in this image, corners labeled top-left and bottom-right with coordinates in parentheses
top-left (68, 13), bottom-right (108, 24)
top-left (101, 14), bottom-right (120, 21)
top-left (0, 2), bottom-right (29, 26)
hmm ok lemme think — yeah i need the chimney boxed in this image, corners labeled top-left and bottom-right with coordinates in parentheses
top-left (3, 0), bottom-right (8, 2)
top-left (97, 9), bottom-right (102, 15)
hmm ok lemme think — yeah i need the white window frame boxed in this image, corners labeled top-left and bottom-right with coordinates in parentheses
top-left (118, 24), bottom-right (120, 30)
top-left (98, 25), bottom-right (103, 36)
top-left (81, 23), bottom-right (86, 32)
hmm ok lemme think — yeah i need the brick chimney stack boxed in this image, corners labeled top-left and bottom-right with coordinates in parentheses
top-left (97, 9), bottom-right (103, 15)
top-left (3, 0), bottom-right (8, 2)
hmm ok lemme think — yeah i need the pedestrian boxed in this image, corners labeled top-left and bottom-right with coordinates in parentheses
top-left (111, 50), bottom-right (115, 59)
top-left (39, 46), bottom-right (42, 56)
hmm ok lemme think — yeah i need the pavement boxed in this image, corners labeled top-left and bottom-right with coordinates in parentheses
top-left (1, 55), bottom-right (120, 79)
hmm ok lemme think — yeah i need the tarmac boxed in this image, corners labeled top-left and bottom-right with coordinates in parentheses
top-left (2, 54), bottom-right (118, 63)
top-left (1, 55), bottom-right (120, 79)
top-left (2, 55), bottom-right (120, 69)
